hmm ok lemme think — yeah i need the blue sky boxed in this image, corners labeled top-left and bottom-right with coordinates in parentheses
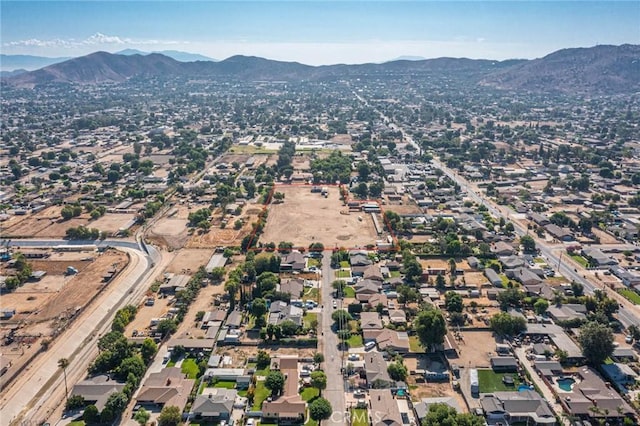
top-left (2, 1), bottom-right (639, 64)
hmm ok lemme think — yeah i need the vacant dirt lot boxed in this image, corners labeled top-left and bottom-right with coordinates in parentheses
top-left (455, 330), bottom-right (497, 369)
top-left (89, 213), bottom-right (138, 235)
top-left (3, 206), bottom-right (87, 238)
top-left (260, 185), bottom-right (378, 248)
top-left (164, 248), bottom-right (214, 274)
top-left (187, 204), bottom-right (264, 248)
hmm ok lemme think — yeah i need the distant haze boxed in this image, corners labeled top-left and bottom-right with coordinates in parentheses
top-left (2, 1), bottom-right (639, 65)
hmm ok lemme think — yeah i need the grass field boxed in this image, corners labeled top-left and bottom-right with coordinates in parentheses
top-left (308, 258), bottom-right (321, 268)
top-left (336, 269), bottom-right (351, 278)
top-left (340, 261), bottom-right (351, 268)
top-left (569, 254), bottom-right (589, 268)
top-left (619, 288), bottom-right (640, 305)
top-left (181, 358), bottom-right (200, 379)
top-left (390, 270), bottom-right (402, 278)
top-left (252, 381), bottom-right (271, 410)
top-left (215, 380), bottom-right (236, 389)
top-left (351, 408), bottom-right (369, 426)
top-left (300, 386), bottom-right (319, 401)
top-left (344, 286), bottom-right (356, 298)
top-left (347, 333), bottom-right (363, 348)
top-left (304, 312), bottom-right (318, 328)
top-left (478, 369), bottom-right (521, 393)
top-left (304, 287), bottom-right (320, 303)
top-left (409, 336), bottom-right (424, 353)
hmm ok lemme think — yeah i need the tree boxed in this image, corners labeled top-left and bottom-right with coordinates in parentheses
top-left (332, 280), bottom-right (347, 297)
top-left (448, 258), bottom-right (457, 275)
top-left (422, 403), bottom-right (484, 426)
top-left (65, 394), bottom-right (85, 410)
top-left (578, 321), bottom-right (615, 365)
top-left (444, 291), bottom-right (464, 313)
top-left (310, 370), bottom-right (328, 394)
top-left (331, 309), bottom-right (352, 330)
top-left (309, 397), bottom-right (333, 423)
top-left (134, 408), bottom-right (151, 425)
top-left (140, 338), bottom-right (158, 364)
top-left (58, 358), bottom-right (70, 401)
top-left (61, 206), bottom-right (74, 220)
top-left (435, 273), bottom-right (446, 291)
top-left (497, 288), bottom-right (524, 310)
top-left (107, 169), bottom-right (121, 184)
top-left (103, 391), bottom-right (128, 419)
top-left (387, 361), bottom-right (408, 381)
top-left (157, 318), bottom-right (177, 337)
top-left (280, 319), bottom-right (299, 336)
top-left (256, 350), bottom-right (271, 369)
top-left (265, 370), bottom-right (285, 396)
top-left (534, 298), bottom-right (549, 315)
top-left (490, 312), bottom-right (527, 337)
top-left (313, 352), bottom-right (325, 366)
top-left (521, 235), bottom-right (536, 253)
top-left (251, 298), bottom-right (268, 319)
top-left (83, 405), bottom-right (100, 423)
top-left (157, 405), bottom-right (182, 426)
top-left (208, 266), bottom-right (225, 282)
top-left (414, 309), bottom-right (447, 351)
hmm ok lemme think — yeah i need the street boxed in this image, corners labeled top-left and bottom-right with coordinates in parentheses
top-left (320, 251), bottom-right (348, 425)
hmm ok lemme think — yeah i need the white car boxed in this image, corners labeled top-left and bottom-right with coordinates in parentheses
top-left (332, 300), bottom-right (337, 309)
top-left (626, 335), bottom-right (633, 344)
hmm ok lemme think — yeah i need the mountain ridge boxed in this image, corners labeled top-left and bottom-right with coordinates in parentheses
top-left (5, 44), bottom-right (639, 94)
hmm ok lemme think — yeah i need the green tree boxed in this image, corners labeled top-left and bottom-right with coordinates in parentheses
top-left (331, 309), bottom-right (352, 330)
top-left (83, 405), bottom-right (100, 423)
top-left (332, 280), bottom-right (347, 297)
top-left (414, 309), bottom-right (447, 351)
top-left (134, 407), bottom-right (151, 425)
top-left (157, 405), bottom-right (182, 426)
top-left (310, 370), bottom-right (328, 394)
top-left (309, 397), bottom-right (333, 423)
top-left (58, 358), bottom-right (70, 401)
top-left (251, 298), bottom-right (268, 325)
top-left (578, 321), bottom-right (615, 365)
top-left (140, 338), bottom-right (158, 364)
top-left (497, 288), bottom-right (525, 310)
top-left (444, 291), bottom-right (464, 313)
top-left (313, 352), bottom-right (325, 366)
top-left (387, 361), bottom-right (408, 381)
top-left (435, 273), bottom-right (446, 291)
top-left (521, 235), bottom-right (536, 253)
top-left (265, 370), bottom-right (286, 396)
top-left (490, 312), bottom-right (527, 336)
top-left (104, 391), bottom-right (128, 417)
top-left (61, 206), bottom-right (74, 220)
top-left (156, 318), bottom-right (177, 337)
top-left (256, 350), bottom-right (271, 369)
top-left (422, 403), bottom-right (484, 426)
top-left (534, 299), bottom-right (549, 315)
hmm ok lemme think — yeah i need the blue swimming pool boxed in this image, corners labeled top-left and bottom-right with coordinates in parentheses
top-left (557, 377), bottom-right (576, 391)
top-left (518, 384), bottom-right (534, 392)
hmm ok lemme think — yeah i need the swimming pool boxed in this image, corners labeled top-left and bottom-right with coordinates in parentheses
top-left (518, 384), bottom-right (534, 392)
top-left (557, 377), bottom-right (576, 392)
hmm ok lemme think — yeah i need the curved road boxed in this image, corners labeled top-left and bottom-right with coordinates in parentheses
top-left (0, 238), bottom-right (162, 426)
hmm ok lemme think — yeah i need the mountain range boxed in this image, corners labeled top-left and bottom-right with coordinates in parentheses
top-left (4, 44), bottom-right (639, 95)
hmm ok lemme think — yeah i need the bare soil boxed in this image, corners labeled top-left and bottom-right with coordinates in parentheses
top-left (164, 248), bottom-right (215, 274)
top-left (454, 330), bottom-right (497, 369)
top-left (260, 185), bottom-right (378, 248)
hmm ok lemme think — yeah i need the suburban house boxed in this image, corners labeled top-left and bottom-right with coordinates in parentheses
top-left (360, 312), bottom-right (384, 332)
top-left (268, 301), bottom-right (303, 327)
top-left (279, 278), bottom-right (304, 298)
top-left (136, 367), bottom-right (195, 413)
top-left (492, 241), bottom-right (515, 256)
top-left (355, 279), bottom-right (381, 302)
top-left (414, 396), bottom-right (462, 422)
top-left (600, 362), bottom-right (639, 393)
top-left (581, 248), bottom-right (617, 266)
top-left (547, 304), bottom-right (587, 322)
top-left (225, 310), bottom-right (243, 329)
top-left (544, 224), bottom-right (574, 241)
top-left (261, 357), bottom-right (306, 424)
top-left (70, 375), bottom-right (126, 411)
top-left (388, 309), bottom-right (407, 325)
top-left (369, 389), bottom-right (403, 426)
top-left (480, 390), bottom-right (556, 426)
top-left (484, 268), bottom-right (503, 287)
top-left (563, 367), bottom-right (635, 421)
top-left (364, 352), bottom-right (394, 388)
top-left (159, 274), bottom-right (190, 294)
top-left (490, 356), bottom-right (518, 373)
top-left (191, 388), bottom-right (237, 422)
top-left (533, 360), bottom-right (563, 378)
top-left (350, 251), bottom-right (373, 267)
top-left (280, 252), bottom-right (306, 272)
top-left (525, 324), bottom-right (585, 364)
top-left (375, 329), bottom-right (410, 353)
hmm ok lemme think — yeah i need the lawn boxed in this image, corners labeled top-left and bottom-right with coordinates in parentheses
top-left (181, 358), bottom-right (200, 379)
top-left (390, 270), bottom-right (402, 278)
top-left (308, 258), bottom-right (321, 268)
top-left (340, 261), bottom-right (351, 268)
top-left (336, 269), bottom-right (351, 279)
top-left (409, 336), bottom-right (424, 353)
top-left (569, 254), bottom-right (589, 268)
top-left (351, 408), bottom-right (369, 426)
top-left (478, 369), bottom-right (521, 393)
top-left (252, 381), bottom-right (271, 410)
top-left (304, 312), bottom-right (318, 328)
top-left (499, 274), bottom-right (510, 287)
top-left (619, 288), bottom-right (640, 305)
top-left (68, 422), bottom-right (85, 426)
top-left (343, 286), bottom-right (356, 298)
top-left (347, 333), bottom-right (363, 348)
top-left (300, 386), bottom-right (319, 401)
top-left (533, 257), bottom-right (546, 264)
top-left (214, 380), bottom-right (236, 389)
top-left (304, 287), bottom-right (320, 303)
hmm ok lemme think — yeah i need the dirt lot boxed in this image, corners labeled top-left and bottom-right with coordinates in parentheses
top-left (3, 206), bottom-right (90, 238)
top-left (89, 213), bottom-right (138, 235)
top-left (455, 330), bottom-right (498, 369)
top-left (260, 185), bottom-right (378, 248)
top-left (187, 204), bottom-right (263, 248)
top-left (164, 248), bottom-right (215, 274)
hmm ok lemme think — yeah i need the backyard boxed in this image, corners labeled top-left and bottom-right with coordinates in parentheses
top-left (478, 369), bottom-right (521, 393)
top-left (181, 358), bottom-right (200, 379)
top-left (351, 408), bottom-right (369, 426)
top-left (252, 380), bottom-right (271, 410)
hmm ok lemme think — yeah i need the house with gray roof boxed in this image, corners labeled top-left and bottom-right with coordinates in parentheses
top-left (191, 388), bottom-right (237, 422)
top-left (369, 389), bottom-right (403, 426)
top-left (364, 352), bottom-right (393, 388)
top-left (268, 301), bottom-right (303, 327)
top-left (480, 390), bottom-right (555, 426)
top-left (484, 268), bottom-right (503, 287)
top-left (71, 375), bottom-right (125, 411)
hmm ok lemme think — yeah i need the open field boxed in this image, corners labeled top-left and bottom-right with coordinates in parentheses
top-left (88, 213), bottom-right (138, 235)
top-left (260, 185), bottom-right (378, 247)
top-left (187, 204), bottom-right (263, 248)
top-left (2, 206), bottom-right (86, 238)
top-left (455, 330), bottom-right (496, 369)
top-left (164, 248), bottom-right (214, 274)
top-left (478, 369), bottom-right (521, 393)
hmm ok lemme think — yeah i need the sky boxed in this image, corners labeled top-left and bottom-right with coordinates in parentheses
top-left (1, 1), bottom-right (639, 65)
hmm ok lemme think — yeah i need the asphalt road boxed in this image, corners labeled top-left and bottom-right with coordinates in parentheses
top-left (320, 252), bottom-right (348, 425)
top-left (0, 238), bottom-right (161, 426)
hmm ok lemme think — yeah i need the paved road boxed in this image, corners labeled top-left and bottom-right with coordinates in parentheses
top-left (0, 239), bottom-right (161, 426)
top-left (320, 252), bottom-right (348, 425)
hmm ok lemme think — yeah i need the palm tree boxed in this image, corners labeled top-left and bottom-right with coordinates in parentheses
top-left (58, 358), bottom-right (70, 401)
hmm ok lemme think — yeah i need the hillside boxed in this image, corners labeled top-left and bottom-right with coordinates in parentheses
top-left (5, 45), bottom-right (640, 95)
